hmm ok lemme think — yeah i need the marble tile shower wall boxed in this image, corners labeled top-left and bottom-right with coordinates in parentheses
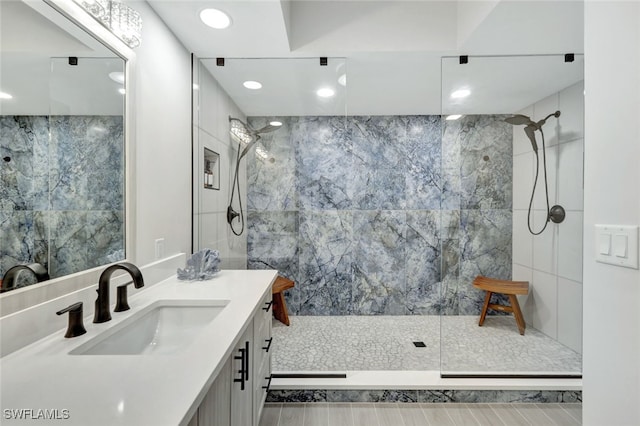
top-left (247, 115), bottom-right (512, 315)
top-left (0, 115), bottom-right (124, 281)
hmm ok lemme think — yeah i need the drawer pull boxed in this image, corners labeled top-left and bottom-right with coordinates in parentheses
top-left (262, 337), bottom-right (273, 352)
top-left (262, 375), bottom-right (273, 391)
top-left (262, 301), bottom-right (273, 312)
top-left (233, 345), bottom-right (249, 391)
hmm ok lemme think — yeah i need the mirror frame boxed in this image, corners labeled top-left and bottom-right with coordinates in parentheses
top-left (0, 0), bottom-right (136, 316)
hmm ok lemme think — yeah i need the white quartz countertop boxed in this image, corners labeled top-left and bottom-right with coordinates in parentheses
top-left (0, 269), bottom-right (277, 425)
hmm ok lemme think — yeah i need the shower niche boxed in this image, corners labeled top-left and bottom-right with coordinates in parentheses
top-left (203, 148), bottom-right (219, 190)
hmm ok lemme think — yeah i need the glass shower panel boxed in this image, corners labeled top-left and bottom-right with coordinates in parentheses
top-left (439, 54), bottom-right (584, 377)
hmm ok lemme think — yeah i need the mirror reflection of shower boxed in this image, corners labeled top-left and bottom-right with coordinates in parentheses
top-left (227, 117), bottom-right (281, 236)
top-left (505, 110), bottom-right (566, 235)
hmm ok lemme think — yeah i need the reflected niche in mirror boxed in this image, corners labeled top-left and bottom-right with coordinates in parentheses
top-left (0, 1), bottom-right (126, 293)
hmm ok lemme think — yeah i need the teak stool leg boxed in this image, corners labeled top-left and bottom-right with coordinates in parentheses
top-left (508, 294), bottom-right (526, 335)
top-left (479, 291), bottom-right (492, 326)
top-left (272, 292), bottom-right (290, 326)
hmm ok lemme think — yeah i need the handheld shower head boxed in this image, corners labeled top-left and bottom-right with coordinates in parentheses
top-left (524, 125), bottom-right (538, 153)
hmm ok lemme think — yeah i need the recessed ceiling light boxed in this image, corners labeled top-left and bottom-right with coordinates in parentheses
top-left (316, 88), bottom-right (335, 98)
top-left (338, 74), bottom-right (346, 86)
top-left (269, 121), bottom-right (282, 127)
top-left (451, 89), bottom-right (471, 99)
top-left (200, 8), bottom-right (231, 29)
top-left (0, 91), bottom-right (13, 99)
top-left (108, 71), bottom-right (124, 84)
top-left (446, 114), bottom-right (463, 120)
top-left (243, 80), bottom-right (262, 90)
top-left (118, 88), bottom-right (126, 95)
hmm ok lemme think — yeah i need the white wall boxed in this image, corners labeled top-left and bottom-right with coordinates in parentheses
top-left (512, 81), bottom-right (584, 355)
top-left (133, 1), bottom-right (192, 265)
top-left (192, 58), bottom-right (248, 269)
top-left (583, 2), bottom-right (640, 425)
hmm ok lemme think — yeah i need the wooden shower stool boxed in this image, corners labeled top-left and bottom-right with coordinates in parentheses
top-left (272, 276), bottom-right (295, 326)
top-left (473, 276), bottom-right (529, 335)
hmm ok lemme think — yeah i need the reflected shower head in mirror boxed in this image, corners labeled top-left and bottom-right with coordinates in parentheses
top-left (227, 117), bottom-right (282, 236)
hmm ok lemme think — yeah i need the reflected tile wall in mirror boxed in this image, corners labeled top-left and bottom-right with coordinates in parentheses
top-left (0, 115), bottom-right (124, 286)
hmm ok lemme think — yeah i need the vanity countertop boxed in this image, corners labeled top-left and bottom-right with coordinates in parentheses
top-left (0, 269), bottom-right (277, 425)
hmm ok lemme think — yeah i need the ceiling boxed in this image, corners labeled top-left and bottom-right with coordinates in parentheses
top-left (148, 0), bottom-right (584, 116)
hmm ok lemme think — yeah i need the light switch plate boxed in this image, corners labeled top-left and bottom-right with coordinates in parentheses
top-left (595, 225), bottom-right (638, 269)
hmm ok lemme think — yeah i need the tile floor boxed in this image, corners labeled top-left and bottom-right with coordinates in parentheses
top-left (272, 316), bottom-right (582, 374)
top-left (259, 402), bottom-right (582, 426)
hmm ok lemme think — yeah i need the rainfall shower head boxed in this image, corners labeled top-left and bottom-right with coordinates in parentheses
top-left (229, 117), bottom-right (281, 160)
top-left (505, 110), bottom-right (561, 153)
top-left (505, 114), bottom-right (536, 126)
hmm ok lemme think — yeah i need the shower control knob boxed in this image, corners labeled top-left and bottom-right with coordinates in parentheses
top-left (549, 205), bottom-right (566, 224)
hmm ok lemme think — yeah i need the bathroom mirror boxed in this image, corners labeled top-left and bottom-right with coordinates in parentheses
top-left (0, 0), bottom-right (134, 300)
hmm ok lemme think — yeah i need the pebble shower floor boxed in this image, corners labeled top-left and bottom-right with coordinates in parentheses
top-left (271, 316), bottom-right (581, 374)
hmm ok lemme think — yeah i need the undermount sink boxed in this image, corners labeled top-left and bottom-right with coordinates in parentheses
top-left (71, 299), bottom-right (229, 356)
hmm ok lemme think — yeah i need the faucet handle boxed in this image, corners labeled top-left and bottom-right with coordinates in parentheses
top-left (114, 281), bottom-right (134, 312)
top-left (56, 302), bottom-right (87, 338)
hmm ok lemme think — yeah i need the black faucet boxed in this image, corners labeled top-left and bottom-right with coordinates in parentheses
top-left (1, 263), bottom-right (49, 293)
top-left (94, 262), bottom-right (144, 323)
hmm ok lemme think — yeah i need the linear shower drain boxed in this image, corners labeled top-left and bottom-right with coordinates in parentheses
top-left (413, 341), bottom-right (426, 348)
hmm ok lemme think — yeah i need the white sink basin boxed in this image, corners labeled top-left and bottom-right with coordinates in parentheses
top-left (71, 300), bottom-right (229, 356)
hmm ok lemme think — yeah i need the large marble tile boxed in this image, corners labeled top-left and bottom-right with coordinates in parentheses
top-left (441, 116), bottom-right (462, 211)
top-left (49, 116), bottom-right (123, 211)
top-left (405, 210), bottom-right (441, 314)
top-left (404, 116), bottom-right (442, 210)
top-left (351, 211), bottom-right (406, 315)
top-left (349, 116), bottom-right (406, 210)
top-left (295, 116), bottom-right (352, 210)
top-left (247, 211), bottom-right (298, 260)
top-left (84, 116), bottom-right (124, 211)
top-left (48, 211), bottom-right (87, 279)
top-left (0, 211), bottom-right (34, 277)
top-left (49, 116), bottom-right (88, 211)
top-left (0, 116), bottom-right (49, 211)
top-left (451, 115), bottom-right (512, 210)
top-left (298, 211), bottom-right (353, 315)
top-left (86, 210), bottom-right (125, 269)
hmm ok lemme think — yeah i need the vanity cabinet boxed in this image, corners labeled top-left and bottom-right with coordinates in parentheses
top-left (190, 289), bottom-right (272, 426)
